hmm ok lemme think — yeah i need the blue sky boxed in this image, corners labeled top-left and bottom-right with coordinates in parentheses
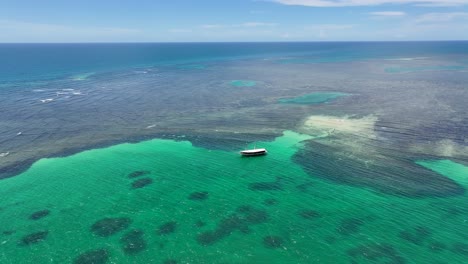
top-left (1, 0), bottom-right (468, 42)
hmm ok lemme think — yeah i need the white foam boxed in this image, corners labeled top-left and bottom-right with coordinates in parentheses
top-left (384, 57), bottom-right (428, 61)
top-left (40, 98), bottom-right (54, 103)
top-left (146, 124), bottom-right (156, 129)
top-left (0, 152), bottom-right (9, 157)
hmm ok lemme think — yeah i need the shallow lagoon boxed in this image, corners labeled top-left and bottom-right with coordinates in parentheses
top-left (1, 131), bottom-right (468, 263)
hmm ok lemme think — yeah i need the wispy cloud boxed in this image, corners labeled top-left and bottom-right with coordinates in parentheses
top-left (272, 0), bottom-right (468, 7)
top-left (305, 24), bottom-right (355, 39)
top-left (306, 24), bottom-right (355, 30)
top-left (201, 22), bottom-right (277, 29)
top-left (414, 12), bottom-right (468, 23)
top-left (369, 11), bottom-right (406, 16)
top-left (168, 28), bottom-right (193, 33)
top-left (0, 20), bottom-right (142, 42)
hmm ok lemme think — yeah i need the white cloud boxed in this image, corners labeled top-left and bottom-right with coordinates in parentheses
top-left (242, 22), bottom-right (277, 27)
top-left (305, 24), bottom-right (356, 39)
top-left (0, 20), bottom-right (141, 42)
top-left (306, 24), bottom-right (355, 30)
top-left (201, 22), bottom-right (277, 29)
top-left (415, 12), bottom-right (468, 23)
top-left (369, 11), bottom-right (406, 16)
top-left (168, 28), bottom-right (193, 33)
top-left (273, 0), bottom-right (468, 7)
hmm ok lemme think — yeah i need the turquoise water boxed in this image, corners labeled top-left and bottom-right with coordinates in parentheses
top-left (1, 132), bottom-right (468, 263)
top-left (1, 42), bottom-right (468, 263)
top-left (230, 80), bottom-right (257, 87)
top-left (278, 92), bottom-right (349, 104)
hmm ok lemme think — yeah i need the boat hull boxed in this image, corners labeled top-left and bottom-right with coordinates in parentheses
top-left (240, 149), bottom-right (267, 156)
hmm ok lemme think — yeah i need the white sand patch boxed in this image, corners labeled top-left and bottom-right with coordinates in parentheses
top-left (303, 115), bottom-right (378, 138)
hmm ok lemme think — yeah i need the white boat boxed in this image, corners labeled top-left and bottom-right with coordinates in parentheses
top-left (240, 147), bottom-right (267, 156)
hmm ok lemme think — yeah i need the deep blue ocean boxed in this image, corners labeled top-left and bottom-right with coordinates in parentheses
top-left (1, 41), bottom-right (468, 83)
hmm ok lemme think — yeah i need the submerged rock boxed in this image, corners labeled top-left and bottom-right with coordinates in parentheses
top-left (131, 178), bottom-right (153, 189)
top-left (348, 243), bottom-right (406, 264)
top-left (249, 177), bottom-right (283, 191)
top-left (91, 217), bottom-right (131, 237)
top-left (20, 231), bottom-right (48, 245)
top-left (158, 221), bottom-right (177, 235)
top-left (263, 198), bottom-right (278, 206)
top-left (2, 230), bottom-right (15, 235)
top-left (298, 210), bottom-right (320, 219)
top-left (428, 241), bottom-right (446, 252)
top-left (452, 242), bottom-right (468, 256)
top-left (263, 236), bottom-right (284, 249)
top-left (120, 229), bottom-right (146, 255)
top-left (29, 209), bottom-right (50, 220)
top-left (399, 226), bottom-right (432, 245)
top-left (196, 205), bottom-right (268, 246)
top-left (188, 191), bottom-right (209, 201)
top-left (128, 170), bottom-right (150, 179)
top-left (74, 249), bottom-right (109, 264)
top-left (195, 220), bottom-right (206, 228)
top-left (337, 218), bottom-right (365, 236)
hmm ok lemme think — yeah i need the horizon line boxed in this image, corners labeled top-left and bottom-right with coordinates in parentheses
top-left (1, 40), bottom-right (468, 44)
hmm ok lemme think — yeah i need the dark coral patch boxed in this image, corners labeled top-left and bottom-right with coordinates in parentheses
top-left (20, 231), bottom-right (48, 245)
top-left (298, 210), bottom-right (320, 219)
top-left (337, 218), bottom-right (364, 236)
top-left (195, 220), bottom-right (206, 228)
top-left (197, 231), bottom-right (220, 245)
top-left (239, 206), bottom-right (268, 224)
top-left (452, 242), bottom-right (468, 256)
top-left (263, 236), bottom-right (284, 249)
top-left (263, 198), bottom-right (278, 206)
top-left (294, 141), bottom-right (465, 198)
top-left (91, 217), bottom-right (131, 237)
top-left (324, 236), bottom-right (337, 244)
top-left (188, 191), bottom-right (209, 201)
top-left (128, 170), bottom-right (150, 178)
top-left (29, 209), bottom-right (50, 220)
top-left (429, 241), bottom-right (446, 252)
top-left (131, 178), bottom-right (153, 189)
top-left (399, 226), bottom-right (432, 245)
top-left (296, 182), bottom-right (314, 193)
top-left (2, 230), bottom-right (15, 235)
top-left (120, 229), bottom-right (146, 255)
top-left (74, 249), bottom-right (109, 264)
top-left (196, 205), bottom-right (268, 246)
top-left (348, 243), bottom-right (405, 264)
top-left (158, 221), bottom-right (177, 235)
top-left (163, 259), bottom-right (177, 264)
top-left (248, 177), bottom-right (283, 191)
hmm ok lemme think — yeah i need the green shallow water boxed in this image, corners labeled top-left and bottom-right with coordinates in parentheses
top-left (278, 92), bottom-right (349, 105)
top-left (1, 132), bottom-right (468, 263)
top-left (230, 80), bottom-right (257, 87)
